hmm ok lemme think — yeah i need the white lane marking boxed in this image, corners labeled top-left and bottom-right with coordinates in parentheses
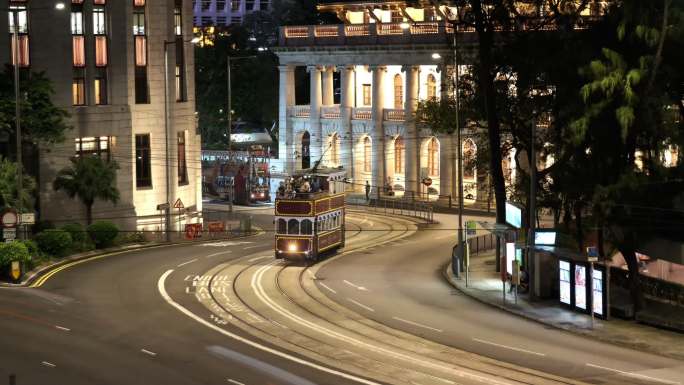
top-left (306, 270), bottom-right (317, 280)
top-left (199, 241), bottom-right (252, 247)
top-left (586, 363), bottom-right (681, 385)
top-left (227, 379), bottom-right (245, 385)
top-left (318, 282), bottom-right (337, 294)
top-left (343, 280), bottom-right (369, 291)
top-left (426, 374), bottom-right (456, 384)
top-left (436, 233), bottom-right (455, 240)
top-left (252, 262), bottom-right (512, 385)
top-left (177, 258), bottom-right (198, 267)
top-left (158, 270), bottom-right (383, 385)
top-left (54, 325), bottom-right (70, 332)
top-left (472, 338), bottom-right (545, 357)
top-left (41, 361), bottom-right (56, 368)
top-left (141, 349), bottom-right (157, 357)
top-left (392, 317), bottom-right (443, 333)
top-left (248, 255), bottom-right (269, 262)
top-left (244, 245), bottom-right (262, 250)
top-left (206, 251), bottom-right (233, 258)
top-left (347, 298), bottom-right (375, 312)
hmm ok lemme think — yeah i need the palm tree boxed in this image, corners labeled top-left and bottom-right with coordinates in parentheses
top-left (53, 157), bottom-right (120, 224)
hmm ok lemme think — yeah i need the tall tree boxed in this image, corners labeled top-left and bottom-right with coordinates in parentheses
top-left (0, 156), bottom-right (35, 210)
top-left (53, 157), bottom-right (120, 224)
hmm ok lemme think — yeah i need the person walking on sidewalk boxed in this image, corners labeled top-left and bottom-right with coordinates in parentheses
top-left (365, 181), bottom-right (371, 201)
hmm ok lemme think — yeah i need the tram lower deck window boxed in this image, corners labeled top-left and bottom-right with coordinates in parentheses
top-left (301, 219), bottom-right (312, 235)
top-left (277, 219), bottom-right (287, 234)
top-left (288, 219), bottom-right (300, 234)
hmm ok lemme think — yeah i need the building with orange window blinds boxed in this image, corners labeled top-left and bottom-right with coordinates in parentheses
top-left (0, 0), bottom-right (201, 231)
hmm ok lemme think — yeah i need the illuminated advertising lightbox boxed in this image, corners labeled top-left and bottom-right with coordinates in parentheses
top-left (505, 202), bottom-right (522, 228)
top-left (535, 232), bottom-right (557, 246)
top-left (559, 260), bottom-right (571, 305)
top-left (593, 269), bottom-right (604, 316)
top-left (574, 265), bottom-right (587, 310)
top-left (506, 242), bottom-right (516, 275)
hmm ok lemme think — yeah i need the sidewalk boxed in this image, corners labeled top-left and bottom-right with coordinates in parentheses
top-left (445, 251), bottom-right (684, 361)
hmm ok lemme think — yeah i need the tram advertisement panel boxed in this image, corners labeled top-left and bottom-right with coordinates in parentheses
top-left (276, 201), bottom-right (312, 216)
top-left (318, 230), bottom-right (342, 252)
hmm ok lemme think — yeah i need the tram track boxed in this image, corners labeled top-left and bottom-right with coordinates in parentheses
top-left (190, 212), bottom-right (580, 385)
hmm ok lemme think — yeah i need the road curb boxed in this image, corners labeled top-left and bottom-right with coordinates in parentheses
top-left (442, 262), bottom-right (684, 362)
top-left (1, 228), bottom-right (264, 288)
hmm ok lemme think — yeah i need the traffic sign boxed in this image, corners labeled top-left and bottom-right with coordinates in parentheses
top-left (10, 261), bottom-right (20, 281)
top-left (173, 198), bottom-right (185, 209)
top-left (3, 228), bottom-right (16, 241)
top-left (19, 213), bottom-right (35, 224)
top-left (1, 209), bottom-right (18, 228)
top-left (422, 177), bottom-right (433, 187)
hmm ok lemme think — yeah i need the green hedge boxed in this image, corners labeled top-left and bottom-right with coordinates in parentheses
top-left (35, 229), bottom-right (73, 257)
top-left (87, 221), bottom-right (119, 249)
top-left (0, 241), bottom-right (31, 269)
top-left (61, 223), bottom-right (86, 244)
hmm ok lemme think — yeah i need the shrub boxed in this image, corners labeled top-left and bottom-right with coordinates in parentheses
top-left (33, 220), bottom-right (55, 234)
top-left (87, 221), bottom-right (119, 249)
top-left (120, 231), bottom-right (146, 244)
top-left (35, 229), bottom-right (73, 257)
top-left (0, 241), bottom-right (31, 269)
top-left (61, 223), bottom-right (86, 244)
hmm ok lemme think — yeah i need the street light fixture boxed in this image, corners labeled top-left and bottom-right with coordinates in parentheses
top-left (163, 37), bottom-right (199, 241)
top-left (431, 52), bottom-right (442, 60)
top-left (400, 22), bottom-right (410, 30)
top-left (55, 2), bottom-right (66, 10)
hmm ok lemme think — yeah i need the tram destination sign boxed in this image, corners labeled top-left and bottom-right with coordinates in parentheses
top-left (276, 201), bottom-right (312, 216)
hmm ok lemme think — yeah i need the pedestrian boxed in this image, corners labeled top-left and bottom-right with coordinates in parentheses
top-left (277, 181), bottom-right (285, 198)
top-left (365, 180), bottom-right (371, 201)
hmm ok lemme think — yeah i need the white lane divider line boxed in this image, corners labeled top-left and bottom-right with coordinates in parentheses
top-left (318, 282), bottom-right (337, 294)
top-left (227, 379), bottom-right (245, 385)
top-left (206, 251), bottom-right (233, 258)
top-left (158, 269), bottom-right (383, 385)
top-left (306, 270), bottom-right (317, 280)
top-left (586, 363), bottom-right (681, 385)
top-left (54, 325), bottom-right (70, 332)
top-left (248, 255), bottom-right (269, 262)
top-left (343, 280), bottom-right (369, 291)
top-left (347, 298), bottom-right (375, 312)
top-left (177, 258), bottom-right (198, 267)
top-left (435, 233), bottom-right (455, 240)
top-left (392, 317), bottom-right (443, 333)
top-left (41, 361), bottom-right (56, 368)
top-left (426, 374), bottom-right (456, 384)
top-left (472, 338), bottom-right (545, 357)
top-left (141, 349), bottom-right (158, 357)
top-left (244, 245), bottom-right (262, 250)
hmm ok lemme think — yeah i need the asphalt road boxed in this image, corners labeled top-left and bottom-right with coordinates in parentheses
top-left (1, 207), bottom-right (682, 385)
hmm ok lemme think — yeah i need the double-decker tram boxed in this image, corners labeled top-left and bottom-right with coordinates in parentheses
top-left (274, 169), bottom-right (346, 261)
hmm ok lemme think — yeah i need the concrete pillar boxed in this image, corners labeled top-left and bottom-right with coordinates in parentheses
top-left (278, 65), bottom-right (295, 173)
top-left (308, 65), bottom-right (323, 163)
top-left (370, 65), bottom-right (386, 196)
top-left (340, 65), bottom-right (355, 186)
top-left (322, 66), bottom-right (335, 106)
top-left (403, 65), bottom-right (420, 197)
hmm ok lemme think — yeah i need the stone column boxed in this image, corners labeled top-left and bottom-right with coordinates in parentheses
top-left (308, 65), bottom-right (323, 163)
top-left (370, 65), bottom-right (386, 196)
top-left (322, 66), bottom-right (335, 106)
top-left (278, 65), bottom-right (295, 173)
top-left (339, 65), bottom-right (355, 187)
top-left (403, 65), bottom-right (420, 197)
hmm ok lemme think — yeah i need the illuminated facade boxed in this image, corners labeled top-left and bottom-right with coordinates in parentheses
top-left (192, 0), bottom-right (269, 27)
top-left (273, 1), bottom-right (613, 201)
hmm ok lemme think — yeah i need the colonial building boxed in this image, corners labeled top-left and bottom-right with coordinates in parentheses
top-left (272, 1), bottom-right (609, 202)
top-left (0, 0), bottom-right (202, 231)
top-left (192, 0), bottom-right (268, 27)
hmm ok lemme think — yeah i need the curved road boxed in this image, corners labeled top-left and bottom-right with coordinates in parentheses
top-left (0, 208), bottom-right (682, 385)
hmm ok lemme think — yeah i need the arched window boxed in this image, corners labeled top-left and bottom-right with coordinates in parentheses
top-left (463, 138), bottom-right (476, 181)
top-left (301, 219), bottom-right (312, 235)
top-left (427, 137), bottom-right (439, 176)
top-left (393, 74), bottom-right (403, 109)
top-left (301, 131), bottom-right (310, 169)
top-left (427, 74), bottom-right (437, 100)
top-left (288, 219), bottom-right (300, 235)
top-left (364, 136), bottom-right (372, 172)
top-left (394, 136), bottom-right (405, 174)
top-left (277, 219), bottom-right (287, 234)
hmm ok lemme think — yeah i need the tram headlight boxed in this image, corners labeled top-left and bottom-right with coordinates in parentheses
top-left (288, 243), bottom-right (298, 252)
top-left (250, 193), bottom-right (255, 199)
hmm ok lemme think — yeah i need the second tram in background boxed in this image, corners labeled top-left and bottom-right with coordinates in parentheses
top-left (274, 169), bottom-right (346, 261)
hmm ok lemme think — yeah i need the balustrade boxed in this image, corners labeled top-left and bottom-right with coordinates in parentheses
top-left (321, 105), bottom-right (341, 119)
top-left (352, 107), bottom-right (372, 120)
top-left (383, 109), bottom-right (406, 121)
top-left (289, 105), bottom-right (311, 118)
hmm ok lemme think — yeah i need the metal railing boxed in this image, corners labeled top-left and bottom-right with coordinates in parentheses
top-left (349, 196), bottom-right (434, 223)
top-left (466, 232), bottom-right (497, 256)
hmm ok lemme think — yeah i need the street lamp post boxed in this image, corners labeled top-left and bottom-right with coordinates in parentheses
top-left (163, 37), bottom-right (199, 242)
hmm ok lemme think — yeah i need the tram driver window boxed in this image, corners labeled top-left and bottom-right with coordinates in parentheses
top-left (288, 219), bottom-right (300, 235)
top-left (301, 219), bottom-right (312, 235)
top-left (277, 219), bottom-right (287, 234)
